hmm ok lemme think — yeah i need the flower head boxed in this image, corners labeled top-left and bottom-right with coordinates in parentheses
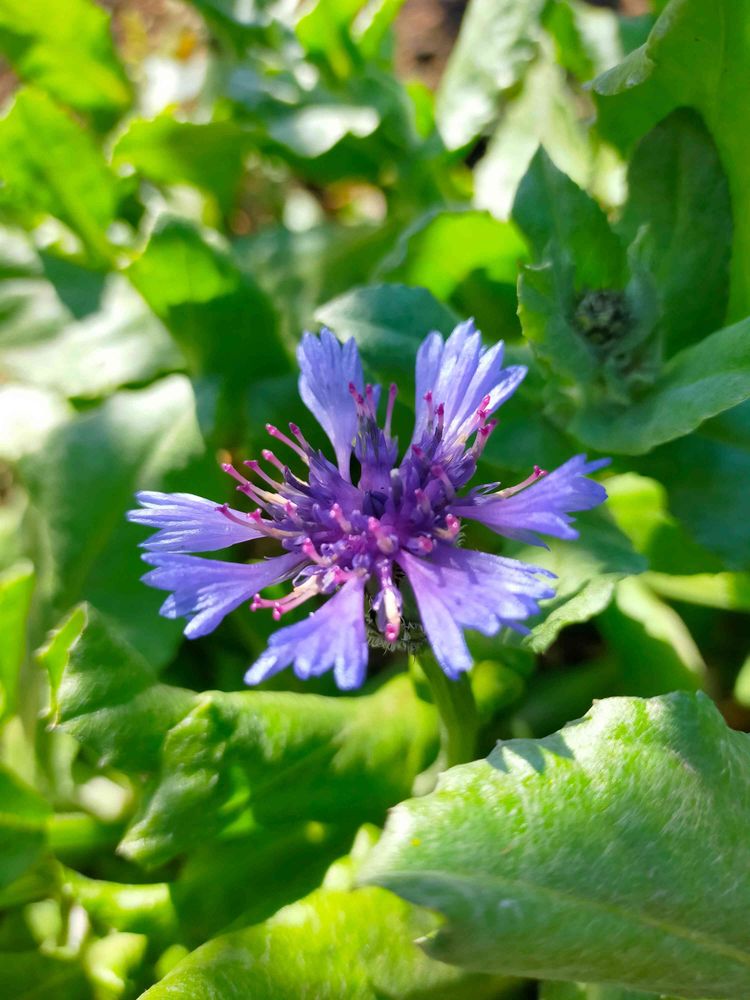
top-left (129, 320), bottom-right (608, 689)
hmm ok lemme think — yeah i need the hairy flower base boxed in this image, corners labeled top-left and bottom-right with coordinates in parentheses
top-left (129, 320), bottom-right (608, 688)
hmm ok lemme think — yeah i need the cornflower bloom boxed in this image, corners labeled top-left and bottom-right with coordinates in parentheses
top-left (129, 321), bottom-right (607, 689)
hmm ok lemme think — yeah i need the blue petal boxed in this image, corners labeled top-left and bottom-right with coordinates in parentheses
top-left (398, 546), bottom-right (555, 678)
top-left (452, 455), bottom-right (609, 545)
top-left (412, 319), bottom-right (526, 446)
top-left (244, 576), bottom-right (368, 690)
top-left (141, 551), bottom-right (303, 639)
top-left (297, 328), bottom-right (366, 481)
top-left (128, 492), bottom-right (262, 553)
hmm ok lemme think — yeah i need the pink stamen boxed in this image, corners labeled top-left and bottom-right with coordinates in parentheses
top-left (265, 423), bottom-right (308, 463)
top-left (288, 423), bottom-right (311, 453)
top-left (368, 516), bottom-right (396, 554)
top-left (414, 488), bottom-right (431, 516)
top-left (244, 458), bottom-right (283, 490)
top-left (424, 390), bottom-right (434, 426)
top-left (385, 622), bottom-right (399, 643)
top-left (435, 514), bottom-right (461, 541)
top-left (416, 535), bottom-right (434, 553)
top-left (430, 464), bottom-right (455, 499)
top-left (471, 418), bottom-right (498, 458)
top-left (301, 538), bottom-right (330, 565)
top-left (497, 465), bottom-right (547, 498)
top-left (329, 503), bottom-right (352, 533)
top-left (364, 383), bottom-right (377, 417)
top-left (221, 462), bottom-right (249, 486)
top-left (261, 449), bottom-right (286, 474)
top-left (216, 503), bottom-right (255, 528)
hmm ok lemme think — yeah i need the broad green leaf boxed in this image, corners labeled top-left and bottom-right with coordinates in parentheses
top-left (361, 692), bottom-right (750, 998)
top-left (120, 673), bottom-right (438, 865)
top-left (19, 376), bottom-right (219, 664)
top-left (0, 88), bottom-right (119, 264)
top-left (592, 0), bottom-right (750, 320)
top-left (512, 147), bottom-right (626, 288)
top-left (0, 562), bottom-right (34, 721)
top-left (83, 931), bottom-right (148, 1000)
top-left (0, 0), bottom-right (131, 127)
top-left (436, 0), bottom-right (545, 149)
top-left (0, 385), bottom-right (72, 460)
top-left (571, 315), bottom-right (750, 454)
top-left (645, 573), bottom-right (750, 613)
top-left (617, 109), bottom-right (732, 356)
top-left (507, 512), bottom-right (646, 654)
top-left (128, 218), bottom-right (287, 392)
top-left (314, 283), bottom-right (457, 391)
top-left (141, 829), bottom-right (510, 1000)
top-left (112, 117), bottom-right (251, 213)
top-left (0, 764), bottom-right (51, 890)
top-left (599, 577), bottom-right (705, 695)
top-left (46, 605), bottom-right (195, 773)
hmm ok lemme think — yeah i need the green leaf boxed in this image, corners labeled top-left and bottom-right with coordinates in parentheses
top-left (436, 0), bottom-right (546, 149)
top-left (592, 0), bottom-right (750, 321)
top-left (598, 577), bottom-right (705, 696)
top-left (475, 58), bottom-right (620, 221)
top-left (46, 605), bottom-right (195, 772)
top-left (141, 830), bottom-right (510, 1000)
top-left (19, 376), bottom-right (219, 664)
top-left (314, 283), bottom-right (457, 390)
top-left (0, 88), bottom-right (119, 264)
top-left (112, 117), bottom-right (251, 213)
top-left (0, 562), bottom-right (34, 721)
top-left (120, 674), bottom-right (437, 865)
top-left (361, 692), bottom-right (750, 998)
top-left (570, 314), bottom-right (750, 454)
top-left (508, 511), bottom-right (646, 654)
top-left (0, 239), bottom-right (181, 400)
top-left (512, 147), bottom-right (626, 288)
top-left (375, 210), bottom-right (527, 339)
top-left (128, 218), bottom-right (287, 391)
top-left (0, 764), bottom-right (51, 890)
top-left (617, 109), bottom-right (732, 356)
top-left (541, 984), bottom-right (665, 1000)
top-left (62, 868), bottom-right (179, 944)
top-left (0, 0), bottom-right (131, 128)
top-left (635, 400), bottom-right (750, 570)
top-left (0, 951), bottom-right (91, 1000)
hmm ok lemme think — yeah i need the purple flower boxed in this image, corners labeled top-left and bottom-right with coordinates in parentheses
top-left (128, 320), bottom-right (608, 689)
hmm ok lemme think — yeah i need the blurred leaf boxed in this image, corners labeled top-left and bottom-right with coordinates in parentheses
top-left (541, 983), bottom-right (667, 1000)
top-left (475, 58), bottom-right (620, 221)
top-left (0, 951), bottom-right (91, 999)
top-left (570, 314), bottom-right (750, 454)
top-left (508, 512), bottom-right (646, 654)
top-left (171, 822), bottom-right (351, 945)
top-left (361, 692), bottom-right (750, 997)
top-left (0, 0), bottom-right (131, 128)
top-left (645, 573), bottom-right (750, 613)
top-left (0, 250), bottom-right (181, 400)
top-left (62, 868), bottom-right (179, 944)
top-left (0, 562), bottom-right (34, 721)
top-left (604, 473), bottom-right (724, 576)
top-left (0, 385), bottom-right (72, 460)
top-left (113, 117), bottom-right (251, 213)
top-left (83, 931), bottom-right (148, 1000)
top-left (635, 401), bottom-right (750, 570)
top-left (120, 673), bottom-right (437, 865)
top-left (592, 0), bottom-right (750, 321)
top-left (436, 0), bottom-right (545, 149)
top-left (314, 283), bottom-right (457, 390)
top-left (375, 209), bottom-right (527, 338)
top-left (0, 88), bottom-right (119, 263)
top-left (0, 764), bottom-right (50, 890)
top-left (599, 577), bottom-right (705, 696)
top-left (19, 376), bottom-right (219, 664)
top-left (617, 109), bottom-right (732, 356)
top-left (129, 218), bottom-right (287, 394)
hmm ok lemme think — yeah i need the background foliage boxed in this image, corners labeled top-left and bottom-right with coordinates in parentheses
top-left (1, 0), bottom-right (749, 996)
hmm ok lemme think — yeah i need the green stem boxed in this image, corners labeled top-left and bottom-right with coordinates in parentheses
top-left (413, 652), bottom-right (479, 767)
top-left (48, 813), bottom-right (123, 856)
